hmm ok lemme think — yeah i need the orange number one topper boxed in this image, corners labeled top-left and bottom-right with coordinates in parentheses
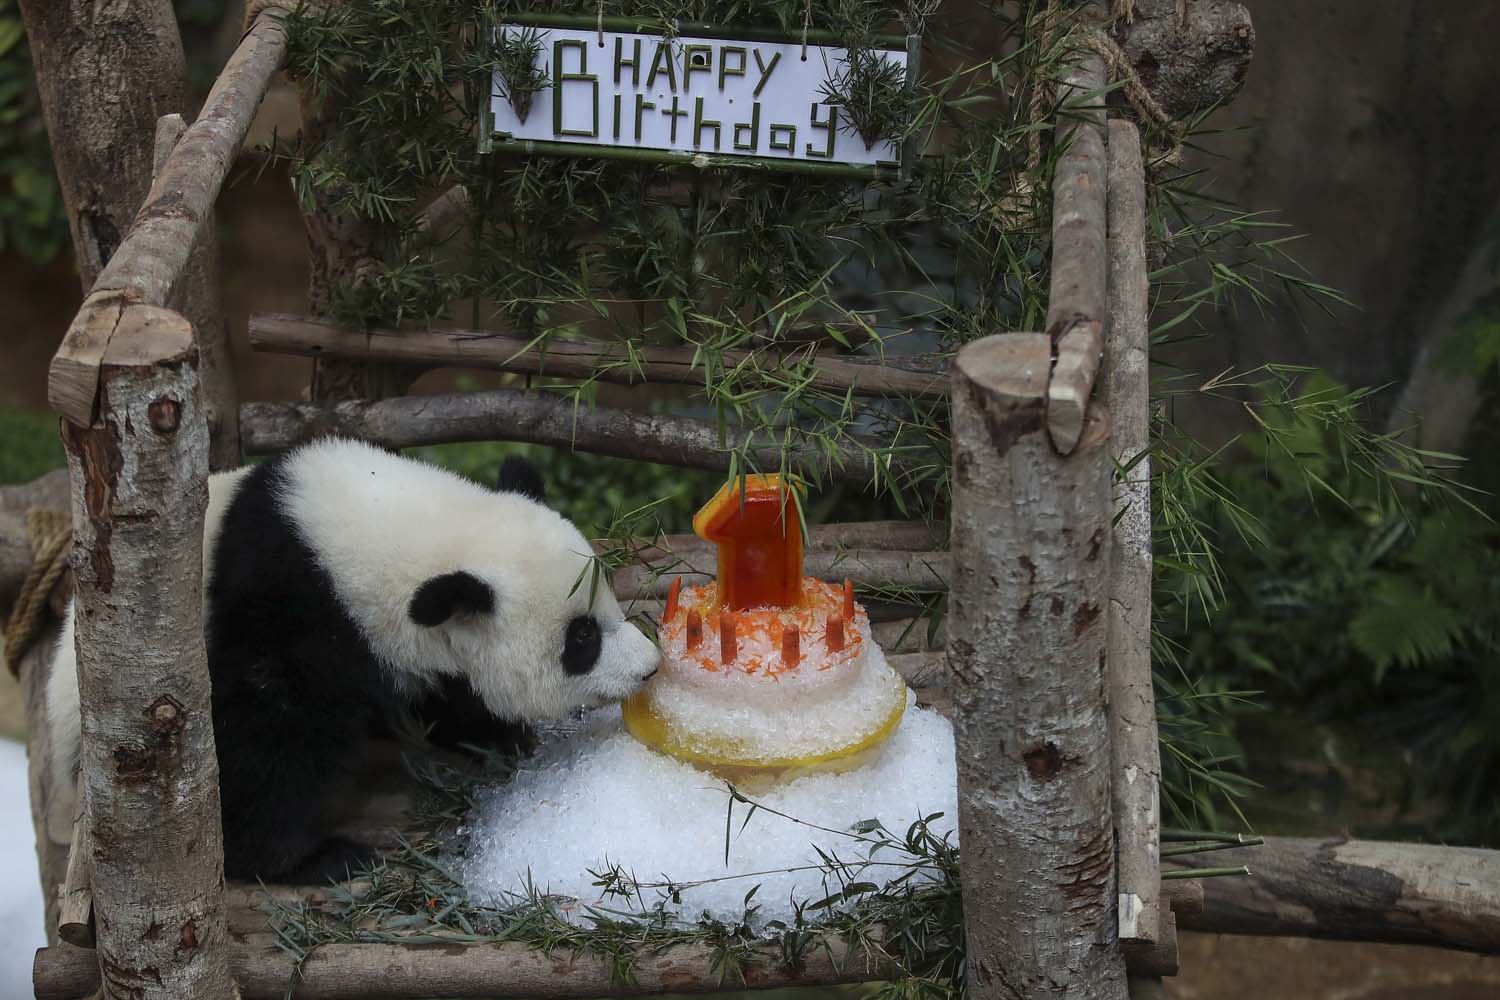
top-left (692, 473), bottom-right (804, 611)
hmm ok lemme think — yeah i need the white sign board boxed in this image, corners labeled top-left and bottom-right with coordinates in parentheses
top-left (490, 24), bottom-right (906, 170)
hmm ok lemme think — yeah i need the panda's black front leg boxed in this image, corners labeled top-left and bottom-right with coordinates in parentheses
top-left (212, 649), bottom-right (381, 882)
top-left (411, 675), bottom-right (534, 757)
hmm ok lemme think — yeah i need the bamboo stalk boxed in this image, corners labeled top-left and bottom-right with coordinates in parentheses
top-left (1044, 50), bottom-right (1110, 454)
top-left (1101, 118), bottom-right (1160, 951)
top-left (247, 313), bottom-right (950, 400)
top-left (491, 138), bottom-right (902, 180)
top-left (47, 10), bottom-right (288, 427)
top-left (1161, 866), bottom-right (1250, 880)
top-left (239, 391), bottom-right (925, 489)
top-left (501, 12), bottom-right (909, 47)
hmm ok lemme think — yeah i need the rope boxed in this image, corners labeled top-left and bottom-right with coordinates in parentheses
top-left (4, 509), bottom-right (73, 678)
top-left (1024, 6), bottom-right (1186, 177)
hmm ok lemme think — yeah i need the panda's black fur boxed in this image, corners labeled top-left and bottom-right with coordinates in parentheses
top-left (46, 442), bottom-right (664, 885)
top-left (204, 453), bottom-right (536, 881)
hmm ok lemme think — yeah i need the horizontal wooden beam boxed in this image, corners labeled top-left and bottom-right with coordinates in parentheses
top-left (248, 313), bottom-right (950, 400)
top-left (240, 391), bottom-right (931, 489)
top-left (36, 875), bottom-right (1213, 999)
top-left (49, 11), bottom-right (287, 426)
top-left (35, 935), bottom-right (896, 1000)
top-left (1174, 835), bottom-right (1500, 953)
top-left (614, 548), bottom-right (950, 600)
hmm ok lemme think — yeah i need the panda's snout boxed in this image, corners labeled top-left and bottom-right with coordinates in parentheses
top-left (640, 666), bottom-right (659, 682)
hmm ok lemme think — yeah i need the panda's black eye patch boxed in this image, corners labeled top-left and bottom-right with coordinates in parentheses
top-left (562, 615), bottom-right (602, 675)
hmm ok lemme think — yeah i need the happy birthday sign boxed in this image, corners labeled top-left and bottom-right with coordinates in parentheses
top-left (489, 21), bottom-right (909, 172)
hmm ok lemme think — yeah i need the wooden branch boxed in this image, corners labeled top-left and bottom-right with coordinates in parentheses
top-left (609, 521), bottom-right (950, 598)
top-left (56, 798), bottom-right (93, 948)
top-left (615, 549), bottom-right (950, 600)
top-left (248, 313), bottom-right (951, 400)
top-left (948, 333), bottom-right (1127, 997)
top-left (239, 391), bottom-right (913, 489)
top-left (36, 934), bottom-right (899, 1000)
top-left (1103, 119), bottom-right (1161, 951)
top-left (409, 184), bottom-right (472, 248)
top-left (1045, 50), bottom-right (1110, 454)
top-left (155, 113), bottom-right (241, 470)
top-left (47, 9), bottom-right (287, 427)
top-left (35, 869), bottom-right (1217, 999)
top-left (1174, 836), bottom-right (1500, 953)
top-left (59, 303), bottom-right (233, 998)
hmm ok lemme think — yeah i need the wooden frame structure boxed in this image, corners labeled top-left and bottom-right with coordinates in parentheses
top-left (13, 6), bottom-right (1499, 1000)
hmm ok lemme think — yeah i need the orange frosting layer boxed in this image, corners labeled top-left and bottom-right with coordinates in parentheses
top-left (660, 578), bottom-right (865, 677)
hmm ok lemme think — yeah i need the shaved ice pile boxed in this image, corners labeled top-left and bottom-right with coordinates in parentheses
top-left (459, 695), bottom-right (958, 925)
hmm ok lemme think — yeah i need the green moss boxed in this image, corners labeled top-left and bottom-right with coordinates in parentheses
top-left (0, 407), bottom-right (64, 485)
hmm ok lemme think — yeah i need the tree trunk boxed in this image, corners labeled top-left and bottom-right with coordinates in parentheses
top-left (18, 0), bottom-right (239, 467)
top-left (58, 304), bottom-right (233, 999)
top-left (948, 333), bottom-right (1128, 998)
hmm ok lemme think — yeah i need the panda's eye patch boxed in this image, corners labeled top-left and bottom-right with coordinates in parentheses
top-left (562, 615), bottom-right (603, 675)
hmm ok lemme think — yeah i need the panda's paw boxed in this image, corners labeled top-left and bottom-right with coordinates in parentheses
top-left (285, 836), bottom-right (380, 884)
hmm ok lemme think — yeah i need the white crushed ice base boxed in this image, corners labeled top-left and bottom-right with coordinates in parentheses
top-left (459, 694), bottom-right (958, 925)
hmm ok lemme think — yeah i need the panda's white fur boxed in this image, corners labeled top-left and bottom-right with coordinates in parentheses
top-left (44, 438), bottom-right (659, 879)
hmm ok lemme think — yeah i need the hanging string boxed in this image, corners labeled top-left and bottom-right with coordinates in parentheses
top-left (800, 0), bottom-right (812, 60)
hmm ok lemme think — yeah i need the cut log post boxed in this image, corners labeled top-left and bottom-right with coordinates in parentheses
top-left (1102, 119), bottom-right (1161, 952)
top-left (239, 392), bottom-right (923, 489)
top-left (154, 113), bottom-right (241, 470)
top-left (58, 304), bottom-right (233, 998)
top-left (1173, 836), bottom-right (1500, 953)
top-left (949, 333), bottom-right (1127, 997)
top-left (47, 9), bottom-right (287, 427)
top-left (247, 314), bottom-right (950, 400)
top-left (1045, 51), bottom-right (1110, 454)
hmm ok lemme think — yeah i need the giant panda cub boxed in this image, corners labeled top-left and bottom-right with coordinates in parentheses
top-left (46, 438), bottom-right (660, 882)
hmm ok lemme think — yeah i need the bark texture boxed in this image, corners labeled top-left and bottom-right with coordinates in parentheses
top-left (239, 392), bottom-right (913, 488)
top-left (36, 935), bottom-right (897, 1000)
top-left (248, 313), bottom-right (950, 400)
top-left (16, 0), bottom-right (187, 285)
top-left (1045, 54), bottom-right (1109, 453)
top-left (17, 0), bottom-right (232, 438)
top-left (46, 12), bottom-right (287, 428)
top-left (58, 304), bottom-right (233, 999)
top-left (948, 333), bottom-right (1127, 998)
top-left (1175, 836), bottom-right (1500, 953)
top-left (1110, 0), bottom-right (1255, 120)
top-left (154, 113), bottom-right (240, 470)
top-left (1102, 120), bottom-right (1161, 950)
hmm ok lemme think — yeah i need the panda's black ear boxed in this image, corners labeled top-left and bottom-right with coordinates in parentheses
top-left (409, 571), bottom-right (495, 627)
top-left (496, 456), bottom-right (546, 503)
